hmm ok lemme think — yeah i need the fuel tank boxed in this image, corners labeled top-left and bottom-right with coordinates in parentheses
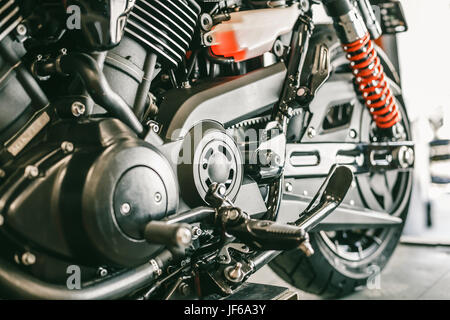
top-left (207, 5), bottom-right (302, 62)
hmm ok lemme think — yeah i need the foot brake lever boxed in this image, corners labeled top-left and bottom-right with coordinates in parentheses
top-left (206, 165), bottom-right (353, 256)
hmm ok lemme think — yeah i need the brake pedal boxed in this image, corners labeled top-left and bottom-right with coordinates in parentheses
top-left (206, 165), bottom-right (353, 256)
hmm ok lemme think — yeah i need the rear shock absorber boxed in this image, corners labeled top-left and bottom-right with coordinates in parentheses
top-left (323, 0), bottom-right (401, 131)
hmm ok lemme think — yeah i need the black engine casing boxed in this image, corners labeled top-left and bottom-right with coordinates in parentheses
top-left (0, 118), bottom-right (178, 268)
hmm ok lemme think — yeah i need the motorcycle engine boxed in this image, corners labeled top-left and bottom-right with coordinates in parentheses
top-left (0, 0), bottom-right (193, 282)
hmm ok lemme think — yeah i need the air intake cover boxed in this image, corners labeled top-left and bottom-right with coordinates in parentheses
top-left (125, 0), bottom-right (200, 68)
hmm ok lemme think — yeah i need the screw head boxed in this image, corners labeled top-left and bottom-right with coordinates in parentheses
top-left (150, 123), bottom-right (160, 133)
top-left (98, 267), bottom-right (108, 277)
top-left (25, 166), bottom-right (39, 179)
top-left (307, 127), bottom-right (316, 139)
top-left (349, 129), bottom-right (358, 139)
top-left (218, 184), bottom-right (227, 196)
top-left (71, 102), bottom-right (86, 117)
top-left (120, 203), bottom-right (131, 216)
top-left (191, 226), bottom-right (202, 240)
top-left (154, 192), bottom-right (162, 203)
top-left (285, 182), bottom-right (293, 192)
top-left (16, 24), bottom-right (27, 36)
top-left (61, 141), bottom-right (74, 154)
top-left (21, 252), bottom-right (36, 266)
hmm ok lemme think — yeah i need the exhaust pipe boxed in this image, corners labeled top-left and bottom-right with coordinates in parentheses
top-left (0, 250), bottom-right (172, 300)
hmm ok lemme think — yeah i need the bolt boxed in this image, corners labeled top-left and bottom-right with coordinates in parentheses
top-left (399, 146), bottom-right (415, 168)
top-left (285, 182), bottom-right (293, 192)
top-left (299, 240), bottom-right (314, 257)
top-left (16, 24), bottom-right (27, 36)
top-left (274, 155), bottom-right (282, 166)
top-left (297, 87), bottom-right (307, 97)
top-left (154, 192), bottom-right (162, 203)
top-left (191, 226), bottom-right (202, 240)
top-left (300, 0), bottom-right (310, 11)
top-left (228, 209), bottom-right (240, 221)
top-left (273, 40), bottom-right (284, 57)
top-left (120, 203), bottom-right (131, 216)
top-left (307, 127), bottom-right (316, 139)
top-left (226, 262), bottom-right (243, 281)
top-left (181, 81), bottom-right (191, 89)
top-left (219, 255), bottom-right (227, 261)
top-left (218, 184), bottom-right (227, 196)
top-left (303, 190), bottom-right (308, 196)
top-left (71, 102), bottom-right (86, 117)
top-left (61, 141), bottom-right (74, 154)
top-left (150, 123), bottom-right (160, 133)
top-left (0, 214), bottom-right (4, 226)
top-left (24, 165), bottom-right (39, 179)
top-left (21, 252), bottom-right (36, 266)
top-left (179, 282), bottom-right (191, 296)
top-left (98, 267), bottom-right (108, 277)
top-left (349, 129), bottom-right (358, 139)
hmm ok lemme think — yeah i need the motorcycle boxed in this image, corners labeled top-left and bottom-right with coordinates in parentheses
top-left (0, 0), bottom-right (414, 299)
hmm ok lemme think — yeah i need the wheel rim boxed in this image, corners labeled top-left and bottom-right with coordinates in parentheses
top-left (317, 50), bottom-right (413, 268)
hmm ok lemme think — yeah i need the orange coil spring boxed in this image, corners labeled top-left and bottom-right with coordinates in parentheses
top-left (343, 33), bottom-right (400, 129)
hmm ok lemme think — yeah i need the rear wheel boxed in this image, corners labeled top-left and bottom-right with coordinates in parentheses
top-left (270, 26), bottom-right (413, 298)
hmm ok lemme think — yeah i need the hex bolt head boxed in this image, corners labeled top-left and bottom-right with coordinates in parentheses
top-left (98, 267), bottom-right (108, 277)
top-left (71, 102), bottom-right (86, 117)
top-left (399, 146), bottom-right (415, 168)
top-left (61, 141), bottom-right (74, 154)
top-left (21, 252), bottom-right (36, 266)
top-left (24, 166), bottom-right (39, 179)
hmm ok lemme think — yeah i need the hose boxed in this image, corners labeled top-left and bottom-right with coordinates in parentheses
top-left (57, 53), bottom-right (145, 137)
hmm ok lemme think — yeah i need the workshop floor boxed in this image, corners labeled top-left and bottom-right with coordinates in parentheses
top-left (250, 244), bottom-right (450, 300)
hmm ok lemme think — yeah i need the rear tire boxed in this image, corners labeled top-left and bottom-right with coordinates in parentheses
top-left (270, 25), bottom-right (412, 298)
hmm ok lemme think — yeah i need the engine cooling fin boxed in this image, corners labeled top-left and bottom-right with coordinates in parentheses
top-left (0, 0), bottom-right (22, 42)
top-left (125, 0), bottom-right (200, 68)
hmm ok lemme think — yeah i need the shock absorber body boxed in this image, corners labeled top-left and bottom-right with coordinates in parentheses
top-left (322, 0), bottom-right (401, 131)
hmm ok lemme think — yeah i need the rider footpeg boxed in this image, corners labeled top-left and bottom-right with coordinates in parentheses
top-left (223, 210), bottom-right (310, 251)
